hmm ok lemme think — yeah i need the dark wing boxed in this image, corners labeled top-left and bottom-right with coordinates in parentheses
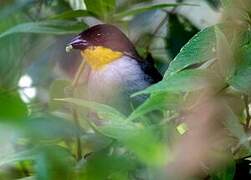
top-left (138, 53), bottom-right (163, 84)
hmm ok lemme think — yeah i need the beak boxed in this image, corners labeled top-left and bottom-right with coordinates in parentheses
top-left (66, 35), bottom-right (88, 53)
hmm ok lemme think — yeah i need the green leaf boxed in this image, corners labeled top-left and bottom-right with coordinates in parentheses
top-left (228, 45), bottom-right (251, 94)
top-left (21, 115), bottom-right (78, 141)
top-left (128, 93), bottom-right (181, 121)
top-left (55, 98), bottom-right (126, 121)
top-left (49, 10), bottom-right (94, 20)
top-left (84, 0), bottom-right (116, 20)
top-left (164, 26), bottom-right (216, 77)
top-left (0, 0), bottom-right (33, 20)
top-left (0, 90), bottom-right (27, 122)
top-left (35, 145), bottom-right (75, 180)
top-left (80, 151), bottom-right (134, 180)
top-left (99, 125), bottom-right (168, 165)
top-left (133, 70), bottom-right (217, 96)
top-left (115, 3), bottom-right (187, 19)
top-left (0, 20), bottom-right (87, 39)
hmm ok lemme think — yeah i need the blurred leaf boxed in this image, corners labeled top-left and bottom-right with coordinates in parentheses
top-left (56, 98), bottom-right (127, 121)
top-left (228, 45), bottom-right (251, 94)
top-left (49, 10), bottom-right (94, 19)
top-left (115, 3), bottom-right (185, 19)
top-left (49, 80), bottom-right (71, 110)
top-left (0, 90), bottom-right (27, 121)
top-left (0, 148), bottom-right (35, 167)
top-left (128, 93), bottom-right (181, 121)
top-left (133, 70), bottom-right (217, 96)
top-left (210, 157), bottom-right (236, 180)
top-left (35, 145), bottom-right (75, 180)
top-left (0, 0), bottom-right (33, 20)
top-left (22, 115), bottom-right (78, 141)
top-left (215, 26), bottom-right (234, 79)
top-left (84, 0), bottom-right (116, 20)
top-left (0, 20), bottom-right (87, 39)
top-left (99, 125), bottom-right (168, 165)
top-left (165, 26), bottom-right (216, 77)
top-left (80, 151), bottom-right (134, 180)
top-left (224, 105), bottom-right (248, 148)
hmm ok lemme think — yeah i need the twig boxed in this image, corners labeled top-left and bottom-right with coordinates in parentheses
top-left (244, 95), bottom-right (250, 130)
top-left (71, 60), bottom-right (86, 161)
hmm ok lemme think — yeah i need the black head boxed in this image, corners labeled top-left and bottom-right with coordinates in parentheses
top-left (67, 24), bottom-right (139, 59)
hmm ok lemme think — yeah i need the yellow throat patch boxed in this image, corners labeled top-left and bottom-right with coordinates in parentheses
top-left (81, 46), bottom-right (123, 70)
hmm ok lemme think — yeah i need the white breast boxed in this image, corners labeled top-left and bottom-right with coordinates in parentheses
top-left (86, 56), bottom-right (150, 112)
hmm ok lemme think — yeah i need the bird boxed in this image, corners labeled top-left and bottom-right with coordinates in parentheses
top-left (66, 24), bottom-right (162, 115)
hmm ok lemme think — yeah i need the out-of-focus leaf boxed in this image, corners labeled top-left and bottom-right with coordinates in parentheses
top-left (133, 70), bottom-right (217, 96)
top-left (80, 151), bottom-right (134, 180)
top-left (49, 80), bottom-right (71, 111)
top-left (228, 45), bottom-right (251, 94)
top-left (99, 125), bottom-right (168, 166)
top-left (84, 0), bottom-right (116, 20)
top-left (0, 20), bottom-right (87, 39)
top-left (128, 93), bottom-right (181, 121)
top-left (164, 26), bottom-right (216, 77)
top-left (224, 105), bottom-right (248, 148)
top-left (21, 115), bottom-right (78, 141)
top-left (0, 148), bottom-right (35, 167)
top-left (35, 145), bottom-right (75, 180)
top-left (215, 26), bottom-right (234, 79)
top-left (0, 90), bottom-right (27, 122)
top-left (210, 156), bottom-right (236, 180)
top-left (0, 0), bottom-right (33, 20)
top-left (55, 98), bottom-right (127, 121)
top-left (49, 10), bottom-right (94, 19)
top-left (115, 3), bottom-right (186, 19)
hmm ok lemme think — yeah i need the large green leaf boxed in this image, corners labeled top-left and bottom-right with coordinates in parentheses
top-left (164, 26), bottom-right (216, 77)
top-left (84, 0), bottom-right (116, 20)
top-left (0, 20), bottom-right (87, 39)
top-left (133, 70), bottom-right (217, 96)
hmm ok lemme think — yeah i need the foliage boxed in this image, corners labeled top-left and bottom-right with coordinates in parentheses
top-left (0, 0), bottom-right (251, 179)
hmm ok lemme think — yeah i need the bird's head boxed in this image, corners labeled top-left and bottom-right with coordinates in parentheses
top-left (66, 24), bottom-right (139, 70)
